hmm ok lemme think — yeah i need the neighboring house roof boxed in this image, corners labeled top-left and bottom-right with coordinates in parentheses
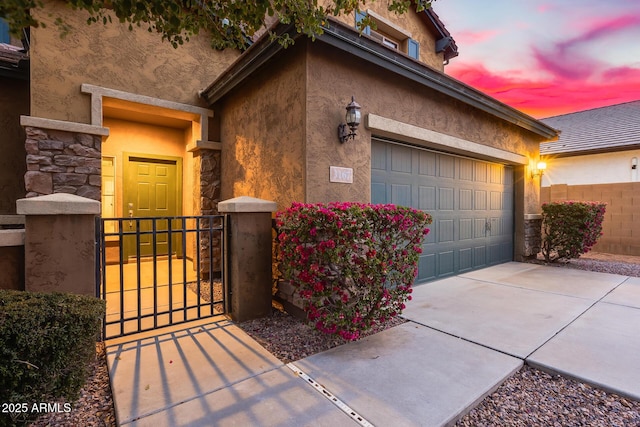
top-left (0, 42), bottom-right (29, 80)
top-left (201, 18), bottom-right (557, 139)
top-left (540, 100), bottom-right (640, 157)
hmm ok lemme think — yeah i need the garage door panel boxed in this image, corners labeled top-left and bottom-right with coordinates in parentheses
top-left (474, 218), bottom-right (486, 238)
top-left (438, 156), bottom-right (455, 179)
top-left (459, 158), bottom-right (474, 181)
top-left (419, 186), bottom-right (436, 210)
top-left (490, 191), bottom-right (502, 210)
top-left (419, 254), bottom-right (436, 281)
top-left (490, 164), bottom-right (503, 184)
top-left (460, 188), bottom-right (473, 210)
top-left (372, 142), bottom-right (387, 170)
top-left (438, 219), bottom-right (455, 243)
top-left (439, 187), bottom-right (455, 210)
top-left (391, 184), bottom-right (411, 206)
top-left (475, 162), bottom-right (488, 182)
top-left (474, 246), bottom-right (487, 268)
top-left (438, 251), bottom-right (455, 276)
top-left (489, 243), bottom-right (504, 265)
top-left (419, 152), bottom-right (437, 176)
top-left (371, 139), bottom-right (514, 283)
top-left (371, 182), bottom-right (386, 204)
top-left (391, 145), bottom-right (413, 173)
top-left (474, 190), bottom-right (487, 210)
top-left (459, 248), bottom-right (473, 272)
top-left (459, 218), bottom-right (473, 240)
top-left (503, 191), bottom-right (513, 210)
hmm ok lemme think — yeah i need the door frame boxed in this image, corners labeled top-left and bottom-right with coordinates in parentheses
top-left (123, 152), bottom-right (183, 259)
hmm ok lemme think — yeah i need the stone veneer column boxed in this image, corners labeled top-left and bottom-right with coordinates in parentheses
top-left (20, 117), bottom-right (109, 201)
top-left (198, 149), bottom-right (222, 275)
top-left (523, 213), bottom-right (543, 258)
top-left (17, 193), bottom-right (100, 295)
top-left (218, 196), bottom-right (277, 322)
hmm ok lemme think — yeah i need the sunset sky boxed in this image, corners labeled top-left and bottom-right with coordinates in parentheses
top-left (434, 0), bottom-right (640, 118)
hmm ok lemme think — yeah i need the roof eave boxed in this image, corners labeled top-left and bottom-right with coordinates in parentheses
top-left (201, 21), bottom-right (558, 140)
top-left (541, 144), bottom-right (640, 158)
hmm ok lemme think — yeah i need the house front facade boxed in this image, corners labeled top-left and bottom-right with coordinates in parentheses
top-left (2, 1), bottom-right (557, 285)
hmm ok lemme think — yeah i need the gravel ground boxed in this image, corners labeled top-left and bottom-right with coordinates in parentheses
top-left (29, 343), bottom-right (116, 427)
top-left (33, 252), bottom-right (640, 426)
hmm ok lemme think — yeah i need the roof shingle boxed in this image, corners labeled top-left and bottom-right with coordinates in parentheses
top-left (540, 100), bottom-right (640, 156)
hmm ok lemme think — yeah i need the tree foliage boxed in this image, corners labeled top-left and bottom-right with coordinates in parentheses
top-left (0, 0), bottom-right (433, 49)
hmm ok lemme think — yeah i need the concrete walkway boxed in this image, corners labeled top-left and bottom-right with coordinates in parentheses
top-left (105, 262), bottom-right (640, 426)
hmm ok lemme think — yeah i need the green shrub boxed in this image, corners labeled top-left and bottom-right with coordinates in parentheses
top-left (0, 290), bottom-right (105, 427)
top-left (541, 201), bottom-right (606, 262)
top-left (277, 202), bottom-right (431, 340)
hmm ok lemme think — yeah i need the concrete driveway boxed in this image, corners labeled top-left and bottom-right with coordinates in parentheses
top-left (106, 262), bottom-right (640, 426)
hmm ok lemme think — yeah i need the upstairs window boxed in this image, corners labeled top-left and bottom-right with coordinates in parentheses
top-left (355, 10), bottom-right (420, 60)
top-left (0, 18), bottom-right (10, 44)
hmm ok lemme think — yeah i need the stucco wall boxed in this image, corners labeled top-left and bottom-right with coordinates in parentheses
top-left (0, 79), bottom-right (29, 214)
top-left (541, 182), bottom-right (640, 256)
top-left (330, 3), bottom-right (444, 71)
top-left (218, 45), bottom-right (306, 211)
top-left (541, 150), bottom-right (640, 186)
top-left (102, 117), bottom-right (190, 217)
top-left (305, 42), bottom-right (543, 216)
top-left (30, 0), bottom-right (239, 124)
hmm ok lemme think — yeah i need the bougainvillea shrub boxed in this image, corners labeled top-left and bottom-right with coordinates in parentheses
top-left (276, 202), bottom-right (431, 340)
top-left (541, 201), bottom-right (606, 262)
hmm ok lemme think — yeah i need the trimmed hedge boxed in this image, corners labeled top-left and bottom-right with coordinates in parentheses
top-left (0, 290), bottom-right (105, 427)
top-left (541, 201), bottom-right (606, 262)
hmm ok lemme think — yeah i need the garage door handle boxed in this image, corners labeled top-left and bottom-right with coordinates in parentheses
top-left (485, 220), bottom-right (491, 232)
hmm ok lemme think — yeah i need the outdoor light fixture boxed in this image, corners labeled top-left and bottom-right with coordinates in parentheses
top-left (531, 160), bottom-right (547, 178)
top-left (338, 96), bottom-right (362, 143)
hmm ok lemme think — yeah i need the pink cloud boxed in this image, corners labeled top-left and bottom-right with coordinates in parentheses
top-left (455, 29), bottom-right (501, 45)
top-left (530, 13), bottom-right (640, 82)
top-left (537, 4), bottom-right (552, 13)
top-left (574, 14), bottom-right (640, 42)
top-left (446, 62), bottom-right (640, 118)
top-left (531, 47), bottom-right (602, 80)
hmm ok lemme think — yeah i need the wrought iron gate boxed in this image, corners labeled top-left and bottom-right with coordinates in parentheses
top-left (95, 215), bottom-right (228, 339)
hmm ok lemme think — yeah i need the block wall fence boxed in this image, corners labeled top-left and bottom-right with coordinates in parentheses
top-left (541, 182), bottom-right (640, 256)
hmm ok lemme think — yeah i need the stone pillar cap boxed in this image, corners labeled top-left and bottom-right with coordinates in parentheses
top-left (17, 193), bottom-right (101, 215)
top-left (218, 196), bottom-right (277, 213)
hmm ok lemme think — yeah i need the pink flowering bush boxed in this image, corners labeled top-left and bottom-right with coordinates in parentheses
top-left (276, 202), bottom-right (431, 340)
top-left (541, 201), bottom-right (606, 262)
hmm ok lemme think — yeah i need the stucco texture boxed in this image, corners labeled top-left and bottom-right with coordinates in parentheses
top-left (305, 42), bottom-right (543, 214)
top-left (0, 79), bottom-right (29, 214)
top-left (30, 0), bottom-right (239, 124)
top-left (219, 45), bottom-right (306, 211)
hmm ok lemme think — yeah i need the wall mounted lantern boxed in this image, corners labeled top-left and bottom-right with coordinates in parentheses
top-left (338, 96), bottom-right (362, 143)
top-left (531, 160), bottom-right (547, 178)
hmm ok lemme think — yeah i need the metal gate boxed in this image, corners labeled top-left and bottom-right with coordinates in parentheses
top-left (96, 215), bottom-right (228, 339)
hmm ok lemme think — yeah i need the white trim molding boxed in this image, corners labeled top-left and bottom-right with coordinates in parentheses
top-left (20, 116), bottom-right (109, 136)
top-left (81, 84), bottom-right (213, 143)
top-left (366, 114), bottom-right (528, 165)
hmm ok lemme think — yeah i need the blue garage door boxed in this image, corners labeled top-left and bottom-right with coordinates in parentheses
top-left (371, 139), bottom-right (514, 283)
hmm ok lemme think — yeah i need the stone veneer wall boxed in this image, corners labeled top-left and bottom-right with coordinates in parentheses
top-left (523, 216), bottom-right (543, 258)
top-left (199, 150), bottom-right (222, 275)
top-left (24, 127), bottom-right (101, 200)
